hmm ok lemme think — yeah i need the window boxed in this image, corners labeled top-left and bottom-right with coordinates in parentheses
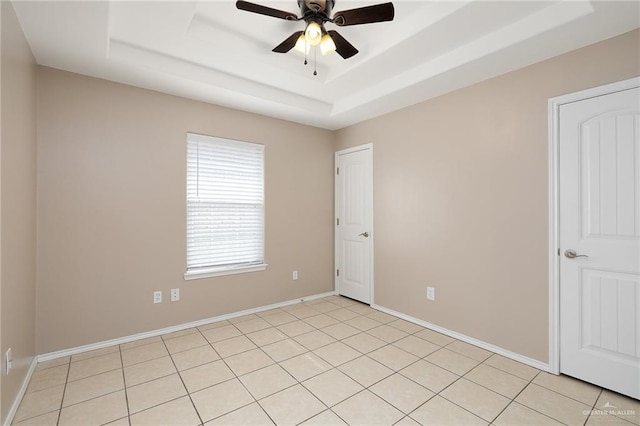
top-left (185, 133), bottom-right (266, 280)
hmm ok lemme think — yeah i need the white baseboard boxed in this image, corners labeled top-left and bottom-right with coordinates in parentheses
top-left (38, 290), bottom-right (337, 363)
top-left (4, 356), bottom-right (38, 426)
top-left (372, 303), bottom-right (550, 372)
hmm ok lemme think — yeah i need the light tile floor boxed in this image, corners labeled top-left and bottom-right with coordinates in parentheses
top-left (12, 296), bottom-right (640, 425)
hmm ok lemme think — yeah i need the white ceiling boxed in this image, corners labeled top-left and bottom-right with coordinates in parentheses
top-left (12, 0), bottom-right (640, 130)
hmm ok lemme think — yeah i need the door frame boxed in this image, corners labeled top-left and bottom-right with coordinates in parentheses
top-left (547, 76), bottom-right (640, 375)
top-left (335, 143), bottom-right (374, 304)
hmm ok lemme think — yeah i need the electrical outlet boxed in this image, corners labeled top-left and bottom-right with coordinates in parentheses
top-left (5, 348), bottom-right (12, 375)
top-left (171, 288), bottom-right (180, 302)
top-left (292, 271), bottom-right (299, 280)
top-left (427, 286), bottom-right (435, 301)
top-left (153, 291), bottom-right (162, 304)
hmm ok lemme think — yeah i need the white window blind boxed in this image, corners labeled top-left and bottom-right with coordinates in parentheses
top-left (186, 133), bottom-right (264, 275)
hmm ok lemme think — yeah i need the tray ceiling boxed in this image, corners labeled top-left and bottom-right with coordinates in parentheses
top-left (12, 1), bottom-right (640, 129)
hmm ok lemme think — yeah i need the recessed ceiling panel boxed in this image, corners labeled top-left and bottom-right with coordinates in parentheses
top-left (11, 0), bottom-right (640, 129)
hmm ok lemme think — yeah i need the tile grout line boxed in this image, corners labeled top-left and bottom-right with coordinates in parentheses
top-left (31, 352), bottom-right (130, 423)
top-left (116, 344), bottom-right (132, 426)
top-left (9, 359), bottom-right (70, 425)
top-left (454, 356), bottom-right (538, 404)
top-left (584, 388), bottom-right (603, 426)
top-left (201, 322), bottom-right (273, 425)
top-left (507, 359), bottom-right (578, 424)
top-left (496, 368), bottom-right (574, 425)
top-left (531, 377), bottom-right (607, 408)
top-left (295, 307), bottom-right (379, 419)
top-left (410, 363), bottom-right (486, 424)
top-left (484, 368), bottom-right (542, 425)
top-left (240, 314), bottom-right (329, 424)
top-left (159, 329), bottom-right (206, 426)
top-left (126, 336), bottom-right (223, 422)
top-left (121, 329), bottom-right (216, 422)
top-left (55, 356), bottom-right (72, 426)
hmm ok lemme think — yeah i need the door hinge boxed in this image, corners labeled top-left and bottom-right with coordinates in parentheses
top-left (336, 167), bottom-right (339, 175)
top-left (337, 269), bottom-right (340, 277)
top-left (557, 248), bottom-right (560, 256)
top-left (337, 218), bottom-right (339, 226)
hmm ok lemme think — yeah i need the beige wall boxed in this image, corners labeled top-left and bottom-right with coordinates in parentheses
top-left (36, 68), bottom-right (335, 353)
top-left (335, 29), bottom-right (640, 363)
top-left (1, 1), bottom-right (38, 422)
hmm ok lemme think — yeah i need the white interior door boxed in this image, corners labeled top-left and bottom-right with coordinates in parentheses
top-left (559, 86), bottom-right (640, 399)
top-left (335, 144), bottom-right (373, 304)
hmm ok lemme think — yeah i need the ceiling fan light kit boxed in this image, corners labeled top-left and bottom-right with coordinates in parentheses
top-left (236, 0), bottom-right (395, 75)
top-left (305, 21), bottom-right (323, 46)
top-left (320, 33), bottom-right (336, 56)
top-left (294, 34), bottom-right (310, 54)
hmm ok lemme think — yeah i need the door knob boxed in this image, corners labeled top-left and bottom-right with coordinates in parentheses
top-left (358, 232), bottom-right (369, 238)
top-left (564, 249), bottom-right (588, 259)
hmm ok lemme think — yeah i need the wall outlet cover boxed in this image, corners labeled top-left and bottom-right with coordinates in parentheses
top-left (153, 291), bottom-right (162, 304)
top-left (171, 288), bottom-right (180, 302)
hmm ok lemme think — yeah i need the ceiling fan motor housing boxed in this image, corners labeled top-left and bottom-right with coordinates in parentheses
top-left (299, 0), bottom-right (335, 21)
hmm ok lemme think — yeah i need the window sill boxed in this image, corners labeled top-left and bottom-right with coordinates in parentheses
top-left (184, 264), bottom-right (268, 280)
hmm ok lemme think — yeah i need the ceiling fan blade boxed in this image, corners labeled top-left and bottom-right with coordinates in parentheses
top-left (236, 0), bottom-right (298, 21)
top-left (332, 2), bottom-right (394, 26)
top-left (327, 30), bottom-right (358, 59)
top-left (273, 31), bottom-right (304, 53)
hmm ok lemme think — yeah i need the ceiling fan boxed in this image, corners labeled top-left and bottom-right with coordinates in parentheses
top-left (236, 0), bottom-right (395, 60)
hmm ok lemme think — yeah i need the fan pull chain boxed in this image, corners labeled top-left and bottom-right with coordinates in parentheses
top-left (313, 48), bottom-right (317, 76)
top-left (304, 37), bottom-right (308, 65)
